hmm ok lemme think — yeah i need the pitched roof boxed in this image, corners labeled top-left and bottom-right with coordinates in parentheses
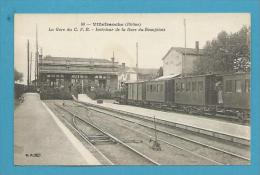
top-left (44, 56), bottom-right (112, 63)
top-left (162, 47), bottom-right (205, 60)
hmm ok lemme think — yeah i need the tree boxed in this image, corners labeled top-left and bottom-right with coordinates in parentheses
top-left (14, 68), bottom-right (23, 82)
top-left (194, 26), bottom-right (250, 74)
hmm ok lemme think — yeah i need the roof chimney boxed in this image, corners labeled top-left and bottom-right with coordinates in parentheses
top-left (195, 41), bottom-right (199, 53)
top-left (122, 62), bottom-right (125, 69)
top-left (111, 57), bottom-right (115, 64)
top-left (111, 51), bottom-right (115, 64)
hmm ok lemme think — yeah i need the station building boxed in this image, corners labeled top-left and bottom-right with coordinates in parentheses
top-left (162, 41), bottom-right (206, 76)
top-left (39, 56), bottom-right (119, 92)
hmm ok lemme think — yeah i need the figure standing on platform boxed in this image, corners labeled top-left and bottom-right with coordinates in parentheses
top-left (215, 80), bottom-right (223, 105)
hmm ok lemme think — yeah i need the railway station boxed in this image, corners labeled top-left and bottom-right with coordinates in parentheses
top-left (14, 52), bottom-right (251, 165)
top-left (14, 14), bottom-right (251, 165)
top-left (39, 56), bottom-right (119, 92)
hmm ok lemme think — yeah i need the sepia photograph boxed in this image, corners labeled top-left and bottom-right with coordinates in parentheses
top-left (14, 13), bottom-right (250, 165)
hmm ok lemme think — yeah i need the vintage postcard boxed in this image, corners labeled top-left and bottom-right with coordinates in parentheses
top-left (14, 13), bottom-right (251, 166)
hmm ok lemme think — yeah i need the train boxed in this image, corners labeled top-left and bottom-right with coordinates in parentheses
top-left (119, 72), bottom-right (250, 120)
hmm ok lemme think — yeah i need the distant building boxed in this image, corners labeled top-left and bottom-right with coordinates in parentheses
top-left (39, 56), bottom-right (119, 92)
top-left (118, 63), bottom-right (157, 88)
top-left (135, 67), bottom-right (158, 81)
top-left (162, 41), bottom-right (205, 76)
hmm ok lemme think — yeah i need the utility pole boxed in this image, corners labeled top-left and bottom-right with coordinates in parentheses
top-left (27, 40), bottom-right (30, 89)
top-left (35, 24), bottom-right (39, 87)
top-left (183, 18), bottom-right (187, 77)
top-left (30, 52), bottom-right (32, 84)
top-left (136, 42), bottom-right (139, 81)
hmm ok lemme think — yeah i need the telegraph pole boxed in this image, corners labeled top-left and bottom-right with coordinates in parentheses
top-left (136, 42), bottom-right (139, 81)
top-left (30, 52), bottom-right (32, 84)
top-left (27, 40), bottom-right (30, 88)
top-left (35, 24), bottom-right (39, 87)
top-left (183, 19), bottom-right (187, 77)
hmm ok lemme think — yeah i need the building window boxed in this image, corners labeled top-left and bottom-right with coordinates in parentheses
top-left (225, 80), bottom-right (232, 92)
top-left (235, 80), bottom-right (242, 93)
top-left (198, 81), bottom-right (203, 91)
top-left (245, 79), bottom-right (250, 93)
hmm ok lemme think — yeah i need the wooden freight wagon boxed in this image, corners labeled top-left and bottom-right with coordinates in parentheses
top-left (126, 81), bottom-right (146, 105)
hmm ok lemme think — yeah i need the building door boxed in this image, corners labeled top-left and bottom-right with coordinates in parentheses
top-left (99, 79), bottom-right (106, 89)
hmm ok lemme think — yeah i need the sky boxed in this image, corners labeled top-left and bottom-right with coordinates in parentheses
top-left (14, 13), bottom-right (250, 84)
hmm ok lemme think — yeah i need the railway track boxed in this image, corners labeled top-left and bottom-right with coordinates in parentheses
top-left (52, 103), bottom-right (160, 165)
top-left (70, 100), bottom-right (250, 165)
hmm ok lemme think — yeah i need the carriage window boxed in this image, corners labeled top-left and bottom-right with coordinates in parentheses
top-left (235, 80), bottom-right (242, 93)
top-left (150, 85), bottom-right (153, 92)
top-left (152, 85), bottom-right (156, 92)
top-left (245, 79), bottom-right (250, 93)
top-left (186, 82), bottom-right (191, 91)
top-left (176, 83), bottom-right (179, 92)
top-left (198, 81), bottom-right (203, 91)
top-left (181, 82), bottom-right (185, 91)
top-left (225, 80), bottom-right (232, 92)
top-left (157, 84), bottom-right (162, 92)
top-left (192, 81), bottom-right (197, 91)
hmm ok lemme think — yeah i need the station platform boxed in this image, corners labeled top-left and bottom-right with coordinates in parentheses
top-left (14, 93), bottom-right (100, 165)
top-left (78, 94), bottom-right (250, 145)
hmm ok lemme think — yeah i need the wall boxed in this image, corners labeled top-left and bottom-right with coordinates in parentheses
top-left (182, 54), bottom-right (199, 74)
top-left (163, 50), bottom-right (182, 76)
top-left (163, 49), bottom-right (200, 76)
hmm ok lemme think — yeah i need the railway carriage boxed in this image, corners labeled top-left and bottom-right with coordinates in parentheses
top-left (145, 78), bottom-right (175, 108)
top-left (174, 74), bottom-right (217, 113)
top-left (123, 72), bottom-right (250, 120)
top-left (127, 81), bottom-right (146, 105)
top-left (221, 72), bottom-right (250, 117)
